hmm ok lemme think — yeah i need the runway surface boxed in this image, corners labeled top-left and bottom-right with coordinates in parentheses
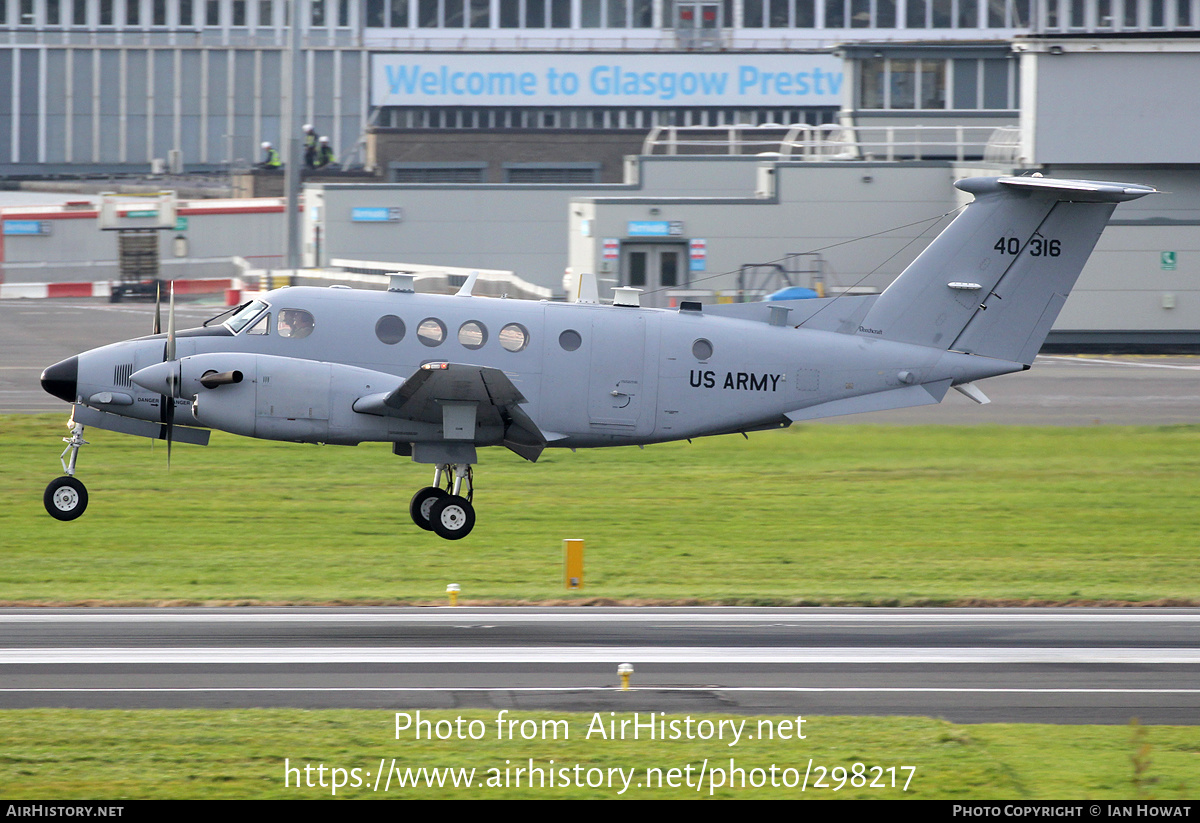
top-left (4, 298), bottom-right (1200, 424)
top-left (2, 608), bottom-right (1198, 723)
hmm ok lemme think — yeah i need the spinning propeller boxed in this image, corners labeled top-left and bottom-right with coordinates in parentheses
top-left (158, 281), bottom-right (179, 466)
top-left (141, 281), bottom-right (179, 466)
top-left (133, 282), bottom-right (243, 468)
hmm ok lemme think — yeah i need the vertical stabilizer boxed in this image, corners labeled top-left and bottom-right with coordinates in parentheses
top-left (856, 176), bottom-right (1156, 364)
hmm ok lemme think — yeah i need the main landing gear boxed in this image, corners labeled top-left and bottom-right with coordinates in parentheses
top-left (409, 463), bottom-right (475, 540)
top-left (44, 419), bottom-right (89, 521)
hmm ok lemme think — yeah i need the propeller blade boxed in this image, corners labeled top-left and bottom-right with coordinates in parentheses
top-left (153, 281), bottom-right (162, 335)
top-left (159, 281), bottom-right (177, 469)
top-left (165, 392), bottom-right (174, 470)
top-left (165, 281), bottom-right (176, 363)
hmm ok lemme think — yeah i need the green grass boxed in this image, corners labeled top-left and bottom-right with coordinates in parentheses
top-left (4, 417), bottom-right (1199, 800)
top-left (1, 710), bottom-right (1197, 799)
top-left (3, 415), bottom-right (1200, 604)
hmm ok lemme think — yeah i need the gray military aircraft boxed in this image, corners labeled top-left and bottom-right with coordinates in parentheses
top-left (40, 175), bottom-right (1155, 538)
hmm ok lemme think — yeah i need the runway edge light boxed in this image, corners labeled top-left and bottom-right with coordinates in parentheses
top-left (446, 583), bottom-right (460, 606)
top-left (563, 539), bottom-right (584, 589)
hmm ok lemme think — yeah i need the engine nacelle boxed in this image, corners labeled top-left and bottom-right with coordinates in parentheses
top-left (178, 352), bottom-right (409, 443)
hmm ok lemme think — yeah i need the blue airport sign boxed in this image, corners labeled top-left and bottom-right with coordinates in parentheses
top-left (3, 220), bottom-right (51, 236)
top-left (372, 53), bottom-right (844, 108)
top-left (627, 220), bottom-right (684, 237)
top-left (351, 207), bottom-right (405, 223)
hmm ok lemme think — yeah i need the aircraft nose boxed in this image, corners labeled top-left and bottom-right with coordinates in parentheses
top-left (41, 356), bottom-right (79, 403)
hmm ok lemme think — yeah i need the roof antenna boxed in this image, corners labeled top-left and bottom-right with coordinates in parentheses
top-left (455, 271), bottom-right (479, 297)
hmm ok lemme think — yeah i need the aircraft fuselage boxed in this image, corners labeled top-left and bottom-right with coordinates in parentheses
top-left (57, 286), bottom-right (1022, 452)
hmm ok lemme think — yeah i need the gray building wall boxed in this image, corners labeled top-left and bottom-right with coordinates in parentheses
top-left (370, 129), bottom-right (645, 183)
top-left (570, 160), bottom-right (965, 304)
top-left (308, 156), bottom-right (828, 285)
top-left (1, 204), bottom-right (287, 274)
top-left (0, 44), bottom-right (366, 172)
top-left (1021, 40), bottom-right (1200, 166)
top-left (1042, 164), bottom-right (1200, 333)
top-left (310, 158), bottom-right (965, 300)
top-left (568, 159), bottom-right (1200, 336)
top-left (307, 181), bottom-right (632, 285)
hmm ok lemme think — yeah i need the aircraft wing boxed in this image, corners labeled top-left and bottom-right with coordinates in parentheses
top-left (353, 362), bottom-right (558, 461)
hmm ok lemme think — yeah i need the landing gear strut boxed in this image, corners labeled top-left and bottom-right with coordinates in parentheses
top-left (45, 419), bottom-right (89, 521)
top-left (409, 463), bottom-right (475, 540)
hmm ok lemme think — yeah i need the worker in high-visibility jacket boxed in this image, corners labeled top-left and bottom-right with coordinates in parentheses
top-left (314, 136), bottom-right (336, 170)
top-left (303, 124), bottom-right (319, 169)
top-left (259, 141), bottom-right (281, 169)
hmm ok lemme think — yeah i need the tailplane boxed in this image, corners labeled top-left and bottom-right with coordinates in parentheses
top-left (856, 176), bottom-right (1156, 364)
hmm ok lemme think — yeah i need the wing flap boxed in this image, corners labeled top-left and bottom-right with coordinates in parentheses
top-left (353, 362), bottom-right (558, 461)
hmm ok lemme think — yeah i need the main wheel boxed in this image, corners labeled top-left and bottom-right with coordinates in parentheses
top-left (429, 495), bottom-right (475, 540)
top-left (44, 476), bottom-right (88, 521)
top-left (409, 486), bottom-right (449, 531)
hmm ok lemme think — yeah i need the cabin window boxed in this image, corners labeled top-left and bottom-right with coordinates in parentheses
top-left (559, 329), bottom-right (582, 351)
top-left (418, 318), bottom-right (447, 347)
top-left (376, 315), bottom-right (406, 344)
top-left (458, 320), bottom-right (488, 350)
top-left (499, 323), bottom-right (529, 352)
top-left (277, 309), bottom-right (315, 339)
top-left (692, 338), bottom-right (713, 360)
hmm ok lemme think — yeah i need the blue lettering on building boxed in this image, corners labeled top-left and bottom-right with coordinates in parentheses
top-left (381, 61), bottom-right (843, 103)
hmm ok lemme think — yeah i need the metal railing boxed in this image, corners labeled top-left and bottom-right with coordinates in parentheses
top-left (983, 126), bottom-right (1025, 165)
top-left (643, 123), bottom-right (1018, 162)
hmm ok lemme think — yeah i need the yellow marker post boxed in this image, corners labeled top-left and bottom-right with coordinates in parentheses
top-left (563, 539), bottom-right (584, 589)
top-left (446, 583), bottom-right (460, 606)
top-left (618, 663), bottom-right (634, 691)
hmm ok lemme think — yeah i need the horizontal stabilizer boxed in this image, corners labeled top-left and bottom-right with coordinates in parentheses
top-left (785, 379), bottom-right (951, 422)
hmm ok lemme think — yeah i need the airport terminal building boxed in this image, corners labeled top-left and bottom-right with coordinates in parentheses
top-left (2, 0), bottom-right (1192, 174)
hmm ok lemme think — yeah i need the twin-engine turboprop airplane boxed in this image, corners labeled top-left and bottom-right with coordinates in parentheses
top-left (39, 176), bottom-right (1155, 538)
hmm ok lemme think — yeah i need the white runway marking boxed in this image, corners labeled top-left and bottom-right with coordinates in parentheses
top-left (2, 610), bottom-right (1198, 624)
top-left (3, 646), bottom-right (1199, 664)
top-left (2, 686), bottom-right (1198, 695)
top-left (1040, 355), bottom-right (1200, 371)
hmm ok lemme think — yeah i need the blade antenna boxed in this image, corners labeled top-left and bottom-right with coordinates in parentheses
top-left (166, 281), bottom-right (176, 362)
top-left (153, 281), bottom-right (162, 335)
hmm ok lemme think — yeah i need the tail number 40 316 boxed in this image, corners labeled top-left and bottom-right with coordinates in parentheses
top-left (995, 237), bottom-right (1061, 257)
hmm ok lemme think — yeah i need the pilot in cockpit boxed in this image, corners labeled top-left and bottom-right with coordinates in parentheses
top-left (277, 309), bottom-right (314, 339)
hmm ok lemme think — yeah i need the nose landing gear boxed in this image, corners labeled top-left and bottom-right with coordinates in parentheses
top-left (409, 463), bottom-right (475, 540)
top-left (44, 418), bottom-right (89, 521)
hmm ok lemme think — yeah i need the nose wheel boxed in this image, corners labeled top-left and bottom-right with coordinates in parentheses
top-left (45, 417), bottom-right (89, 521)
top-left (44, 476), bottom-right (88, 521)
top-left (409, 463), bottom-right (475, 539)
